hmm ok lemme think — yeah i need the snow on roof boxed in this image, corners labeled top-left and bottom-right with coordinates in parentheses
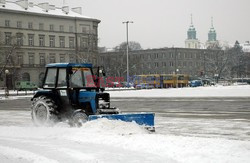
top-left (0, 0), bottom-right (98, 21)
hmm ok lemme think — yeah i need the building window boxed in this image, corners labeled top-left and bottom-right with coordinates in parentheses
top-left (170, 53), bottom-right (174, 58)
top-left (28, 22), bottom-right (33, 29)
top-left (154, 62), bottom-right (159, 68)
top-left (196, 53), bottom-right (200, 59)
top-left (170, 61), bottom-right (174, 67)
top-left (39, 23), bottom-right (44, 30)
top-left (60, 54), bottom-right (66, 62)
top-left (49, 54), bottom-right (56, 63)
top-left (5, 20), bottom-right (10, 27)
top-left (39, 54), bottom-right (45, 65)
top-left (39, 35), bottom-right (45, 47)
top-left (50, 24), bottom-right (54, 31)
top-left (59, 36), bottom-right (65, 48)
top-left (82, 27), bottom-right (87, 33)
top-left (69, 55), bottom-right (75, 62)
top-left (17, 54), bottom-right (23, 65)
top-left (17, 21), bottom-right (22, 28)
top-left (5, 32), bottom-right (11, 45)
top-left (183, 61), bottom-right (187, 67)
top-left (178, 61), bottom-right (182, 67)
top-left (49, 36), bottom-right (55, 47)
top-left (28, 54), bottom-right (35, 65)
top-left (189, 62), bottom-right (193, 67)
top-left (16, 33), bottom-right (23, 46)
top-left (28, 34), bottom-right (34, 46)
top-left (80, 37), bottom-right (88, 49)
top-left (69, 37), bottom-right (75, 48)
top-left (59, 25), bottom-right (64, 32)
top-left (69, 26), bottom-right (74, 32)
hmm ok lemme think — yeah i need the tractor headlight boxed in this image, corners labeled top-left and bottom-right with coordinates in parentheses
top-left (99, 100), bottom-right (109, 109)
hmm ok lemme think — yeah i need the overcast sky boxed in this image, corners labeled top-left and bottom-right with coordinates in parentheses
top-left (28, 0), bottom-right (250, 49)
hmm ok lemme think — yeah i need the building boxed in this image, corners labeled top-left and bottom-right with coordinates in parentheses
top-left (0, 0), bottom-right (100, 88)
top-left (99, 48), bottom-right (226, 80)
top-left (242, 41), bottom-right (250, 52)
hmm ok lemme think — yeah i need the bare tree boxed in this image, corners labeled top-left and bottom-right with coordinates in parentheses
top-left (0, 32), bottom-right (22, 88)
top-left (229, 41), bottom-right (246, 78)
top-left (114, 41), bottom-right (142, 52)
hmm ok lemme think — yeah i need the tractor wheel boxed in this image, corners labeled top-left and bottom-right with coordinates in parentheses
top-left (71, 111), bottom-right (88, 127)
top-left (31, 96), bottom-right (58, 126)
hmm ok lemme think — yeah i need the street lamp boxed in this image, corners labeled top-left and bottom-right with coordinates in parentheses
top-left (5, 69), bottom-right (9, 97)
top-left (122, 21), bottom-right (133, 87)
top-left (214, 73), bottom-right (219, 83)
top-left (176, 69), bottom-right (179, 88)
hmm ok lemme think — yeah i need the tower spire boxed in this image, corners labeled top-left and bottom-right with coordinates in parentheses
top-left (191, 14), bottom-right (193, 25)
top-left (211, 17), bottom-right (213, 28)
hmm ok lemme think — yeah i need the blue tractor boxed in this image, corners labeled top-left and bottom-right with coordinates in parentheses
top-left (31, 63), bottom-right (154, 131)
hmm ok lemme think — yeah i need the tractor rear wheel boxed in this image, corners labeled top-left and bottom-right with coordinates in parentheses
top-left (31, 96), bottom-right (58, 126)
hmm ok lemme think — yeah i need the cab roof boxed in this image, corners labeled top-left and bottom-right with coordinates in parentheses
top-left (46, 63), bottom-right (93, 68)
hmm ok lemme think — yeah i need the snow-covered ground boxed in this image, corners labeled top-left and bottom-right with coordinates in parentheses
top-left (1, 85), bottom-right (250, 100)
top-left (0, 116), bottom-right (250, 163)
top-left (107, 85), bottom-right (250, 98)
top-left (0, 85), bottom-right (250, 162)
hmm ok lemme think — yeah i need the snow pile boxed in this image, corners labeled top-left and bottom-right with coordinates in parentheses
top-left (79, 118), bottom-right (148, 135)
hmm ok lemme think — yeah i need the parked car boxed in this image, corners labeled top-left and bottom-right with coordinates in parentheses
top-left (15, 81), bottom-right (38, 91)
top-left (189, 80), bottom-right (203, 87)
top-left (135, 83), bottom-right (153, 89)
top-left (202, 79), bottom-right (215, 86)
top-left (121, 82), bottom-right (134, 88)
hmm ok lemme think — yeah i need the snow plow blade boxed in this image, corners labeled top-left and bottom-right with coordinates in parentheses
top-left (89, 113), bottom-right (155, 132)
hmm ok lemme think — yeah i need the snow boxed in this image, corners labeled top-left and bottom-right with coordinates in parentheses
top-left (0, 119), bottom-right (249, 163)
top-left (0, 85), bottom-right (250, 162)
top-left (107, 85), bottom-right (250, 98)
top-left (0, 1), bottom-right (93, 19)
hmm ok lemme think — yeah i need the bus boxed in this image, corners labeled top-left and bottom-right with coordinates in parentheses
top-left (15, 81), bottom-right (38, 91)
top-left (133, 74), bottom-right (189, 88)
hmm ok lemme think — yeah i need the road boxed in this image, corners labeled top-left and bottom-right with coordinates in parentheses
top-left (1, 96), bottom-right (250, 140)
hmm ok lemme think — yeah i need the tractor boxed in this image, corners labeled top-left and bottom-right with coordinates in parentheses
top-left (31, 63), bottom-right (154, 131)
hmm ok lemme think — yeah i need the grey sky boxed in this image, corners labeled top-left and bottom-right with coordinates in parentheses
top-left (26, 0), bottom-right (250, 49)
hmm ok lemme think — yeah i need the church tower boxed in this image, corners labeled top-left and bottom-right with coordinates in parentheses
top-left (185, 14), bottom-right (200, 49)
top-left (206, 17), bottom-right (219, 48)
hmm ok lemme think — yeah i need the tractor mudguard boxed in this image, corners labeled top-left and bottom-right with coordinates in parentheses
top-left (32, 90), bottom-right (54, 101)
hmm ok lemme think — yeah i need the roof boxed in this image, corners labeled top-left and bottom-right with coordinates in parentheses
top-left (46, 63), bottom-right (93, 68)
top-left (0, 1), bottom-right (100, 22)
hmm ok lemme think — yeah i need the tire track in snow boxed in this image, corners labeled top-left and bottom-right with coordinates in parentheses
top-left (0, 145), bottom-right (58, 163)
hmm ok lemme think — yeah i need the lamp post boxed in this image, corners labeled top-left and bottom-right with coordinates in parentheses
top-left (5, 69), bottom-right (9, 97)
top-left (214, 73), bottom-right (219, 83)
top-left (176, 69), bottom-right (179, 88)
top-left (122, 21), bottom-right (133, 87)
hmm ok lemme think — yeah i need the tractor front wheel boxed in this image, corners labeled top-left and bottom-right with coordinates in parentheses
top-left (70, 111), bottom-right (88, 127)
top-left (31, 96), bottom-right (58, 126)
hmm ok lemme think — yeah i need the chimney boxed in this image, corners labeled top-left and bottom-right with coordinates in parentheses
top-left (62, 6), bottom-right (69, 14)
top-left (0, 0), bottom-right (6, 7)
top-left (28, 2), bottom-right (34, 7)
top-left (71, 7), bottom-right (82, 15)
top-left (15, 0), bottom-right (28, 10)
top-left (49, 5), bottom-right (55, 10)
top-left (38, 2), bottom-right (49, 12)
